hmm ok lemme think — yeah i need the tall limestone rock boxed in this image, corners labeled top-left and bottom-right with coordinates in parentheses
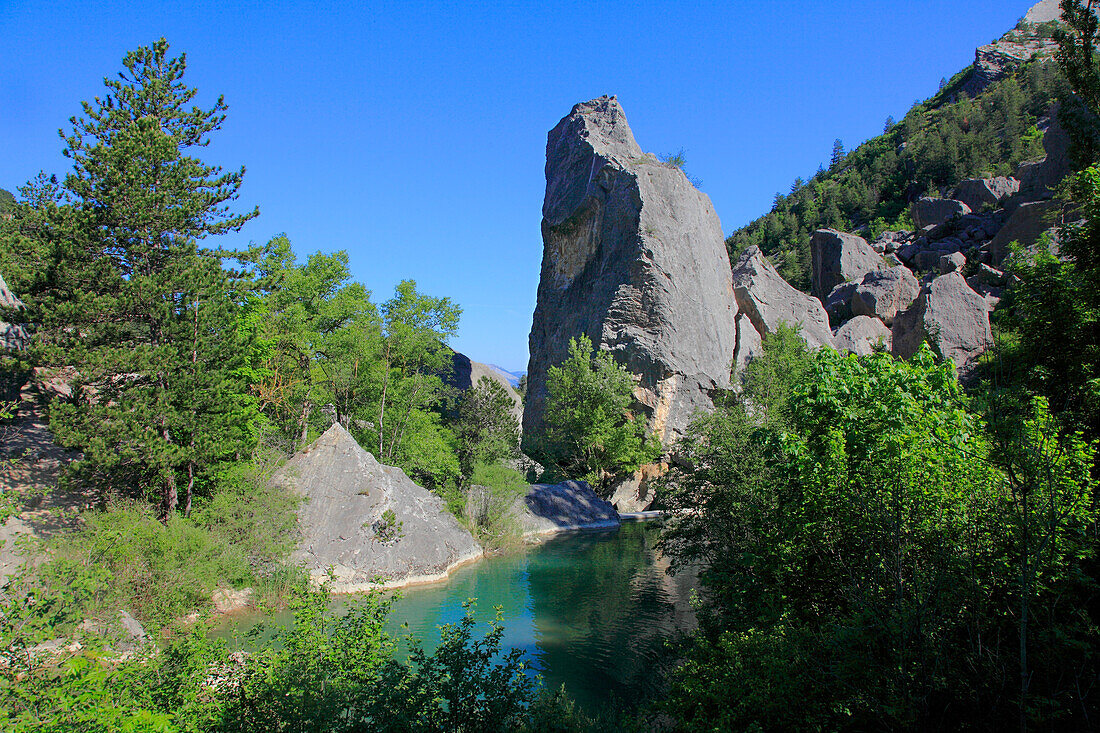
top-left (523, 96), bottom-right (738, 449)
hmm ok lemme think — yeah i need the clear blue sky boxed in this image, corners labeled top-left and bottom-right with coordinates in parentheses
top-left (1, 0), bottom-right (1039, 372)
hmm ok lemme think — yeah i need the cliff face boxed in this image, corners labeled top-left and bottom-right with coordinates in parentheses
top-left (523, 96), bottom-right (738, 450)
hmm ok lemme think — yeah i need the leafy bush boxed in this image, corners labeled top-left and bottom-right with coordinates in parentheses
top-left (464, 461), bottom-right (528, 548)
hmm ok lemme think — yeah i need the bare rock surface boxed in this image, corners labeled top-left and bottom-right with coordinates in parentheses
top-left (987, 199), bottom-right (1062, 264)
top-left (514, 480), bottom-right (620, 537)
top-left (731, 246), bottom-right (834, 351)
top-left (0, 272), bottom-right (29, 351)
top-left (892, 272), bottom-right (993, 373)
top-left (524, 96), bottom-right (737, 448)
top-left (834, 316), bottom-right (892, 356)
top-left (732, 311), bottom-right (764, 378)
top-left (810, 229), bottom-right (883, 302)
top-left (608, 462), bottom-right (665, 513)
top-left (1016, 104), bottom-right (1072, 200)
top-left (271, 424), bottom-right (482, 591)
top-left (851, 266), bottom-right (920, 326)
top-left (824, 281), bottom-right (858, 326)
top-left (911, 198), bottom-right (972, 230)
top-left (952, 177), bottom-right (1020, 211)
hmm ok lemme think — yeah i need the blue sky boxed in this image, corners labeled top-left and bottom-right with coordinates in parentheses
top-left (1, 0), bottom-right (1040, 372)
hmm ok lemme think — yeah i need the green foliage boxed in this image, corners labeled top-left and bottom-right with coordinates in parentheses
top-left (372, 508), bottom-right (404, 544)
top-left (464, 461), bottom-right (529, 548)
top-left (454, 375), bottom-right (519, 477)
top-left (537, 335), bottom-right (660, 489)
top-left (660, 346), bottom-right (1100, 729)
top-left (24, 39), bottom-right (260, 516)
top-left (0, 582), bottom-right (584, 732)
top-left (0, 187), bottom-right (14, 217)
top-left (729, 60), bottom-right (1065, 289)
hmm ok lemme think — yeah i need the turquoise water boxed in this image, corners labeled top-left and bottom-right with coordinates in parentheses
top-left (216, 522), bottom-right (697, 714)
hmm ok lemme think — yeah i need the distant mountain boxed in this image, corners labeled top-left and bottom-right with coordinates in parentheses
top-left (488, 364), bottom-right (525, 387)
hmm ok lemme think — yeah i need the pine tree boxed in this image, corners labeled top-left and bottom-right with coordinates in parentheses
top-left (33, 39), bottom-right (259, 517)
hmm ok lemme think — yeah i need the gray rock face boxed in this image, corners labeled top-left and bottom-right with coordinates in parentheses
top-left (810, 229), bottom-right (883, 302)
top-left (272, 424), bottom-right (482, 591)
top-left (834, 316), bottom-right (892, 356)
top-left (524, 96), bottom-right (738, 448)
top-left (892, 272), bottom-right (993, 373)
top-left (851, 266), bottom-right (920, 326)
top-left (449, 350), bottom-right (523, 422)
top-left (1017, 104), bottom-right (1072, 199)
top-left (952, 177), bottom-right (1020, 211)
top-left (824, 281), bottom-right (859, 327)
top-left (515, 480), bottom-right (620, 537)
top-left (911, 198), bottom-right (972, 230)
top-left (731, 246), bottom-right (834, 351)
top-left (938, 251), bottom-right (967, 274)
top-left (987, 200), bottom-right (1061, 264)
top-left (0, 273), bottom-right (28, 351)
top-left (1024, 0), bottom-right (1061, 23)
top-left (732, 311), bottom-right (763, 379)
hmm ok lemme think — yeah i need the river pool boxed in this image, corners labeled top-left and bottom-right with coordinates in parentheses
top-left (215, 522), bottom-right (697, 714)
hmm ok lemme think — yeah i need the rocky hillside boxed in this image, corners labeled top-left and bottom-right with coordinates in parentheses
top-left (728, 0), bottom-right (1074, 291)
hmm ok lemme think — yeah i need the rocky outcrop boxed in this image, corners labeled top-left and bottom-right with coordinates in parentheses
top-left (939, 251), bottom-right (967, 274)
top-left (272, 424), bottom-right (482, 591)
top-left (809, 229), bottom-right (883, 302)
top-left (911, 198), bottom-right (972, 230)
top-left (824, 281), bottom-right (859, 326)
top-left (524, 96), bottom-right (738, 448)
top-left (1016, 104), bottom-right (1072, 200)
top-left (952, 177), bottom-right (1020, 211)
top-left (850, 266), bottom-right (920, 326)
top-left (834, 316), bottom-right (891, 357)
top-left (731, 246), bottom-right (834, 351)
top-left (609, 462), bottom-right (666, 513)
top-left (892, 272), bottom-right (993, 373)
top-left (732, 312), bottom-right (764, 379)
top-left (987, 199), bottom-right (1062, 264)
top-left (448, 350), bottom-right (523, 422)
top-left (0, 273), bottom-right (29, 351)
top-left (515, 480), bottom-right (621, 537)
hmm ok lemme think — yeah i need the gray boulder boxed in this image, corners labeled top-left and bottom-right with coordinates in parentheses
top-left (515, 480), bottom-right (620, 537)
top-left (524, 96), bottom-right (738, 448)
top-left (987, 199), bottom-right (1062, 264)
top-left (731, 246), bottom-right (834, 351)
top-left (951, 177), bottom-right (1020, 211)
top-left (810, 229), bottom-right (883, 301)
top-left (272, 424), bottom-right (482, 591)
top-left (824, 281), bottom-right (859, 326)
top-left (850, 266), bottom-right (920, 326)
top-left (967, 263), bottom-right (1006, 289)
top-left (911, 198), bottom-right (972, 230)
top-left (0, 273), bottom-right (28, 351)
top-left (892, 272), bottom-right (993, 373)
top-left (833, 316), bottom-right (891, 356)
top-left (938, 251), bottom-right (966, 274)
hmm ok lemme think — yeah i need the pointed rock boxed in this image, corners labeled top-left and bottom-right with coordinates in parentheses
top-left (524, 96), bottom-right (738, 448)
top-left (834, 316), bottom-right (892, 356)
top-left (272, 424), bottom-right (482, 591)
top-left (731, 246), bottom-right (834, 351)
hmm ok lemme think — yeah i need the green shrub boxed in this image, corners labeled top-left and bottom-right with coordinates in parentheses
top-left (464, 461), bottom-right (528, 548)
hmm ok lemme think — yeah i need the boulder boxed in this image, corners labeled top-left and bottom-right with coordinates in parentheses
top-left (271, 424), bottom-right (482, 591)
top-left (833, 316), bottom-right (892, 356)
top-left (731, 246), bottom-right (834, 351)
top-left (824, 281), bottom-right (859, 327)
top-left (939, 251), bottom-right (966, 274)
top-left (892, 272), bottom-right (993, 373)
top-left (987, 199), bottom-right (1062, 264)
top-left (951, 176), bottom-right (1020, 211)
top-left (515, 480), bottom-right (621, 537)
top-left (850, 266), bottom-right (920, 326)
top-left (608, 462), bottom-right (666, 513)
top-left (524, 96), bottom-right (738, 448)
top-left (911, 198), bottom-right (972, 230)
top-left (913, 250), bottom-right (943, 272)
top-left (809, 229), bottom-right (883, 301)
top-left (967, 263), bottom-right (1006, 289)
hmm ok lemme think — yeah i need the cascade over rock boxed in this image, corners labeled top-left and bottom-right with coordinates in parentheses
top-left (523, 96), bottom-right (738, 448)
top-left (271, 424), bottom-right (482, 591)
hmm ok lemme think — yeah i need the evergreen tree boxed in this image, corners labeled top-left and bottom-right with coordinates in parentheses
top-left (32, 39), bottom-right (258, 516)
top-left (829, 138), bottom-right (845, 169)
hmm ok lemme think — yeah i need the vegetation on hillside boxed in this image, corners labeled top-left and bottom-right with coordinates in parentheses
top-left (729, 54), bottom-right (1065, 290)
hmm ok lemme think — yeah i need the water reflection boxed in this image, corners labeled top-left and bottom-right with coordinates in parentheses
top-left (217, 523), bottom-right (697, 715)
